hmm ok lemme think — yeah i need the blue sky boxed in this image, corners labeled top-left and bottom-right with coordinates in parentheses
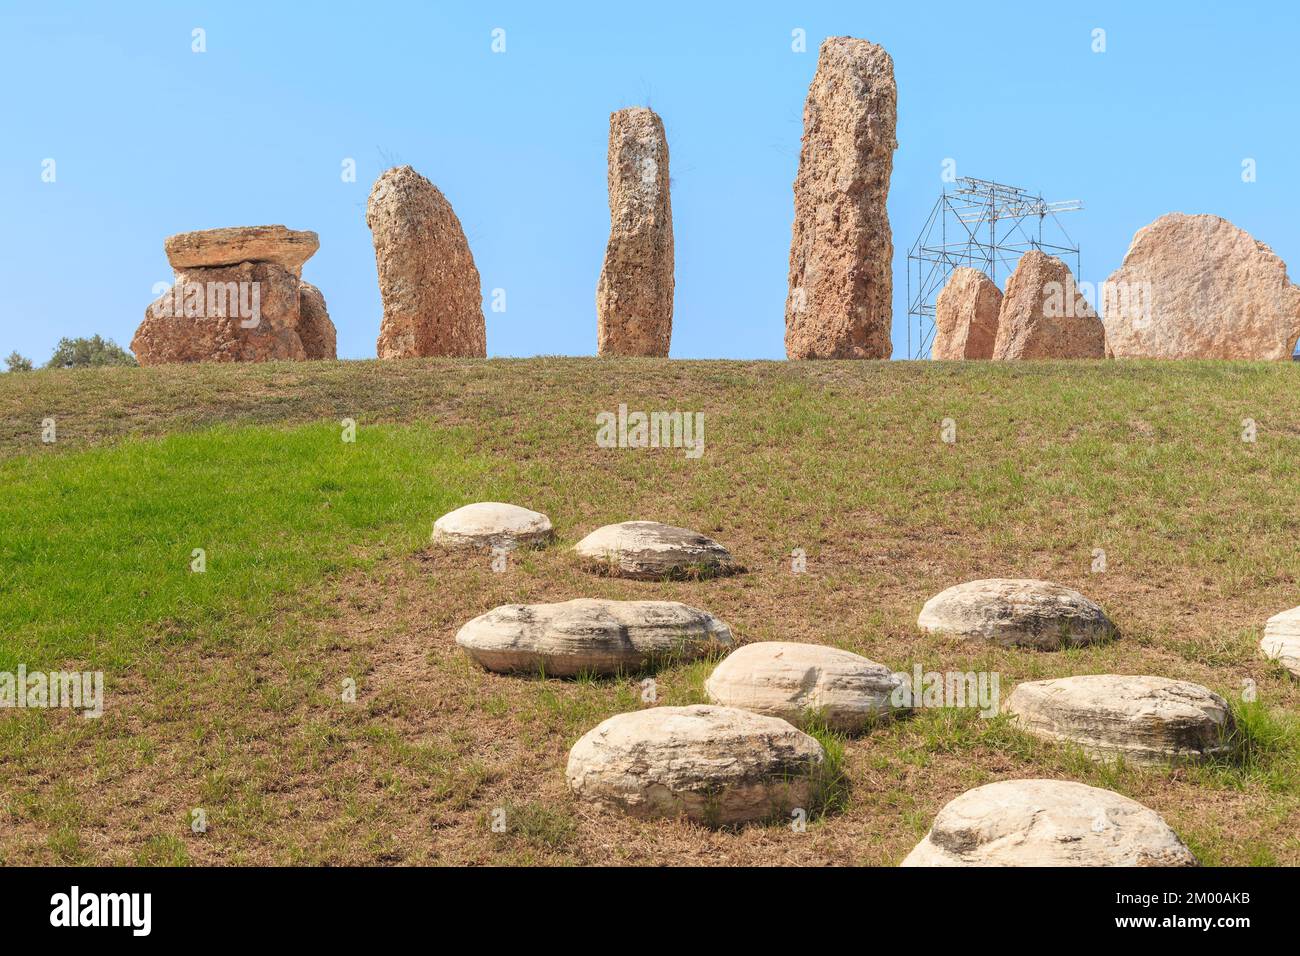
top-left (2, 1), bottom-right (1297, 361)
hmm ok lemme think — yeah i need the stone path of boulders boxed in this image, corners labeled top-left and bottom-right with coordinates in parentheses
top-left (432, 500), bottom-right (1298, 865)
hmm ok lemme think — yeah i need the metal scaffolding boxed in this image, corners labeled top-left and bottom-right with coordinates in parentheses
top-left (906, 177), bottom-right (1082, 358)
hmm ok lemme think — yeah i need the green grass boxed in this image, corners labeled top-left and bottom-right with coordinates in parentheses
top-left (0, 422), bottom-right (504, 671)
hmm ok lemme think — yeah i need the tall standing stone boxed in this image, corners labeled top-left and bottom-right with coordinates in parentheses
top-left (367, 165), bottom-right (486, 359)
top-left (596, 108), bottom-right (674, 356)
top-left (1103, 213), bottom-right (1300, 359)
top-left (992, 250), bottom-right (1106, 359)
top-left (785, 37), bottom-right (897, 360)
top-left (931, 267), bottom-right (1002, 359)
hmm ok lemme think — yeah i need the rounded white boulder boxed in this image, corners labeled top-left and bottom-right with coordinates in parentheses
top-left (573, 521), bottom-right (736, 579)
top-left (432, 502), bottom-right (554, 550)
top-left (1261, 606), bottom-right (1300, 679)
top-left (917, 578), bottom-right (1115, 649)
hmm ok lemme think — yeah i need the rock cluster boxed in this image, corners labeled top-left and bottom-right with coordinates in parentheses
top-left (992, 250), bottom-right (1106, 359)
top-left (596, 108), bottom-right (674, 357)
top-left (931, 268), bottom-right (1002, 360)
top-left (368, 165), bottom-right (486, 359)
top-left (132, 225), bottom-right (335, 365)
top-left (456, 598), bottom-right (734, 676)
top-left (573, 521), bottom-right (737, 580)
top-left (704, 641), bottom-right (904, 732)
top-left (901, 779), bottom-right (1197, 866)
top-left (565, 705), bottom-right (824, 825)
top-left (1103, 213), bottom-right (1300, 360)
top-left (1004, 675), bottom-right (1236, 765)
top-left (917, 578), bottom-right (1115, 649)
top-left (785, 37), bottom-right (897, 360)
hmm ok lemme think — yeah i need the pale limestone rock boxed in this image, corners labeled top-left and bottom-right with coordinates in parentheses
top-left (432, 502), bottom-right (553, 551)
top-left (573, 521), bottom-right (736, 579)
top-left (785, 37), bottom-right (897, 360)
top-left (1261, 606), bottom-right (1300, 678)
top-left (901, 779), bottom-right (1197, 867)
top-left (1004, 675), bottom-right (1236, 765)
top-left (368, 165), bottom-right (486, 359)
top-left (932, 268), bottom-right (1002, 360)
top-left (704, 641), bottom-right (904, 732)
top-left (917, 579), bottom-right (1114, 649)
top-left (992, 251), bottom-right (1106, 359)
top-left (596, 107), bottom-right (673, 357)
top-left (566, 705), bottom-right (824, 825)
top-left (1103, 214), bottom-right (1300, 360)
top-left (456, 599), bottom-right (734, 676)
top-left (164, 225), bottom-right (319, 276)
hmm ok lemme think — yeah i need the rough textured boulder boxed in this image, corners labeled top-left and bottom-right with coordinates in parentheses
top-left (573, 521), bottom-right (736, 579)
top-left (901, 779), bottom-right (1197, 867)
top-left (297, 281), bottom-right (336, 360)
top-left (931, 268), bottom-right (1002, 360)
top-left (456, 599), bottom-right (734, 676)
top-left (1261, 606), bottom-right (1300, 678)
top-left (1103, 214), bottom-right (1300, 360)
top-left (432, 502), bottom-right (553, 550)
top-left (596, 108), bottom-right (673, 357)
top-left (566, 705), bottom-right (824, 825)
top-left (785, 37), bottom-right (897, 360)
top-left (368, 165), bottom-right (486, 359)
top-left (164, 225), bottom-right (319, 276)
top-left (705, 641), bottom-right (904, 732)
top-left (133, 227), bottom-right (335, 365)
top-left (992, 251), bottom-right (1106, 359)
top-left (917, 579), bottom-right (1115, 649)
top-left (1004, 675), bottom-right (1236, 765)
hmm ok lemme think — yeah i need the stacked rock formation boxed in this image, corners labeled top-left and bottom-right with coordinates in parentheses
top-left (132, 225), bottom-right (336, 365)
top-left (1103, 213), bottom-right (1300, 359)
top-left (367, 165), bottom-right (486, 359)
top-left (931, 268), bottom-right (1002, 360)
top-left (785, 37), bottom-right (897, 360)
top-left (992, 250), bottom-right (1106, 359)
top-left (596, 108), bottom-right (674, 356)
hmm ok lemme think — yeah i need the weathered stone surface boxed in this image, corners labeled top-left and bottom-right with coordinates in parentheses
top-left (456, 599), bottom-right (734, 676)
top-left (901, 779), bottom-right (1197, 867)
top-left (432, 502), bottom-right (553, 550)
top-left (1103, 214), bottom-right (1300, 360)
top-left (163, 225), bottom-right (319, 275)
top-left (704, 641), bottom-right (904, 732)
top-left (596, 108), bottom-right (673, 357)
top-left (573, 521), bottom-right (736, 579)
top-left (296, 281), bottom-right (337, 360)
top-left (992, 251), bottom-right (1106, 359)
top-left (133, 261), bottom-right (310, 365)
top-left (566, 705), bottom-right (824, 825)
top-left (1261, 606), bottom-right (1300, 679)
top-left (917, 579), bottom-right (1114, 650)
top-left (368, 165), bottom-right (486, 359)
top-left (1004, 675), bottom-right (1236, 765)
top-left (932, 268), bottom-right (1002, 360)
top-left (785, 37), bottom-right (897, 360)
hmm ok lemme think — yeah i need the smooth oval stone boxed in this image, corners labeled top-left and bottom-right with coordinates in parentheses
top-left (1004, 675), bottom-right (1236, 765)
top-left (901, 778), bottom-right (1197, 867)
top-left (573, 521), bottom-right (736, 579)
top-left (566, 705), bottom-right (824, 826)
top-left (456, 598), bottom-right (734, 676)
top-left (1261, 606), bottom-right (1300, 679)
top-left (432, 502), bottom-right (554, 550)
top-left (704, 641), bottom-right (904, 732)
top-left (917, 578), bottom-right (1115, 649)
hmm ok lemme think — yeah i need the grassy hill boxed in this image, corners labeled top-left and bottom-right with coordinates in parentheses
top-left (1, 357), bottom-right (1298, 865)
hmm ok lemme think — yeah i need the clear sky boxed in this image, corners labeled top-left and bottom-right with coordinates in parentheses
top-left (2, 1), bottom-right (1297, 361)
